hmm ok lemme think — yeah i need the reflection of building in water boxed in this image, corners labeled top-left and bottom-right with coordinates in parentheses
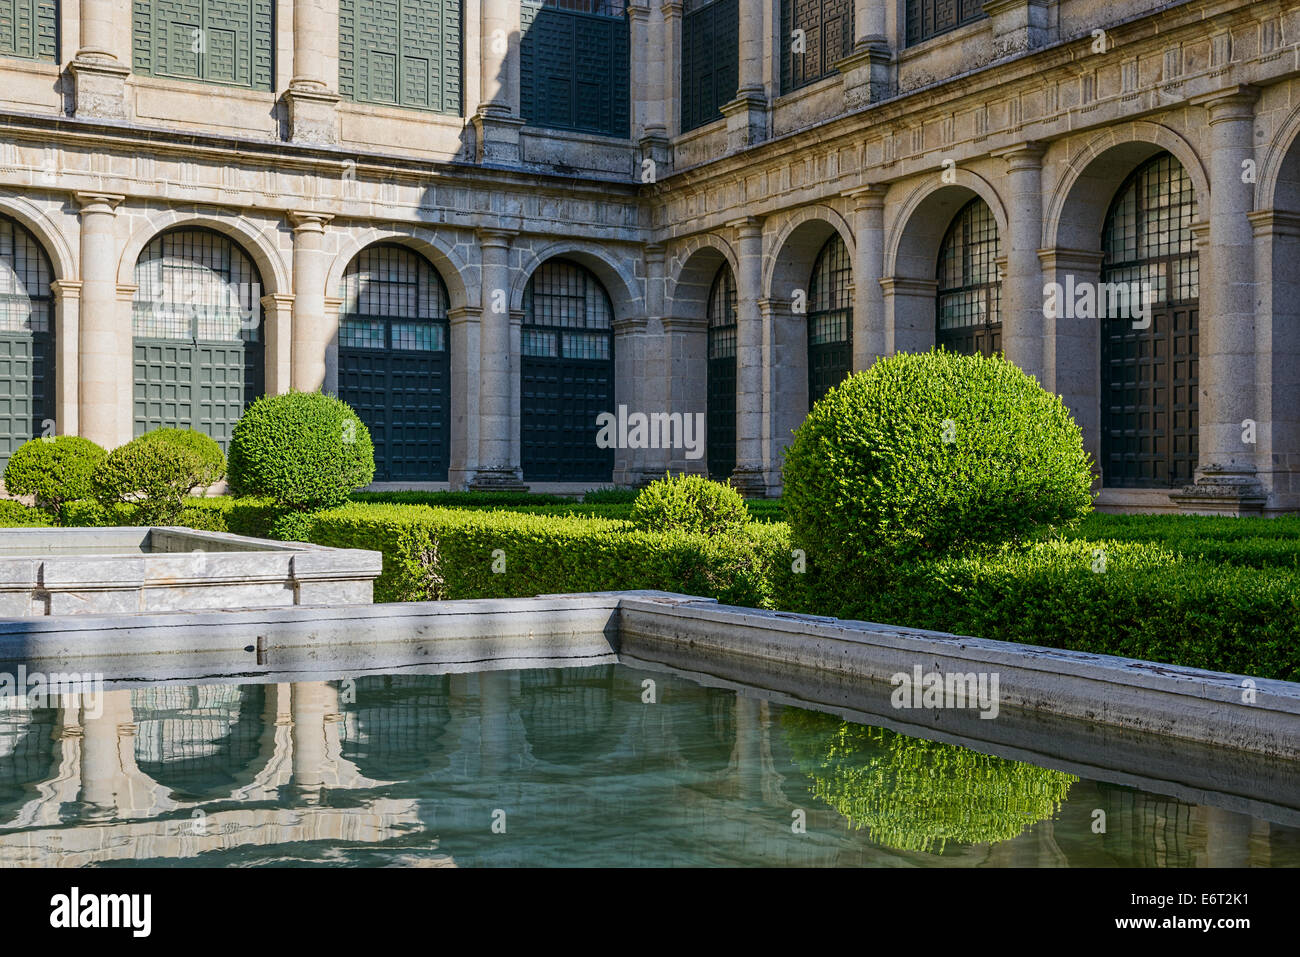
top-left (0, 670), bottom-right (1290, 867)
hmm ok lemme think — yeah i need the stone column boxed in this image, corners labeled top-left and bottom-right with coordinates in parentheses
top-left (262, 292), bottom-right (295, 396)
top-left (471, 229), bottom-right (525, 489)
top-left (1040, 248), bottom-right (1105, 471)
top-left (720, 1), bottom-right (767, 151)
top-left (1173, 87), bottom-right (1264, 513)
top-left (730, 217), bottom-right (766, 496)
top-left (845, 185), bottom-right (888, 369)
top-left (51, 280), bottom-right (82, 439)
top-left (473, 0), bottom-right (525, 165)
top-left (660, 2), bottom-right (682, 137)
top-left (639, 2), bottom-right (670, 173)
top-left (285, 0), bottom-right (341, 144)
top-left (664, 315), bottom-right (707, 474)
top-left (75, 192), bottom-right (123, 449)
top-left (448, 306), bottom-right (483, 489)
top-left (79, 691), bottom-right (133, 821)
top-left (289, 212), bottom-right (333, 393)
top-left (838, 0), bottom-right (892, 109)
top-left (291, 682), bottom-right (332, 799)
top-left (996, 142), bottom-right (1046, 380)
top-left (70, 0), bottom-right (129, 119)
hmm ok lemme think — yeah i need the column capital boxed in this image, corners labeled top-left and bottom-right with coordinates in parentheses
top-left (660, 1), bottom-right (683, 19)
top-left (262, 292), bottom-right (296, 308)
top-left (448, 305), bottom-right (483, 324)
top-left (727, 216), bottom-right (764, 238)
top-left (115, 283), bottom-right (138, 302)
top-left (289, 211), bottom-right (333, 233)
top-left (627, 1), bottom-right (650, 22)
top-left (1248, 209), bottom-right (1300, 238)
top-left (643, 242), bottom-right (666, 262)
top-left (476, 227), bottom-right (517, 248)
top-left (74, 191), bottom-right (124, 214)
top-left (993, 141), bottom-right (1047, 168)
top-left (1192, 85), bottom-right (1260, 121)
top-left (49, 279), bottom-right (83, 301)
top-left (844, 184), bottom-right (889, 209)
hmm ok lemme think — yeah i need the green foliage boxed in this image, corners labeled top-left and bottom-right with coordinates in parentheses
top-left (1067, 513), bottom-right (1300, 568)
top-left (91, 432), bottom-right (218, 525)
top-left (0, 499), bottom-right (51, 526)
top-left (2, 435), bottom-right (107, 520)
top-left (350, 489), bottom-right (574, 507)
top-left (267, 510), bottom-right (319, 542)
top-left (581, 486), bottom-right (639, 504)
top-left (631, 473), bottom-right (750, 536)
top-left (147, 427), bottom-right (226, 488)
top-left (227, 391), bottom-right (375, 510)
top-left (783, 709), bottom-right (1076, 854)
top-left (782, 352), bottom-right (1094, 598)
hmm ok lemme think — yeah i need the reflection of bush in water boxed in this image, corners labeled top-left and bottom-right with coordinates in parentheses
top-left (783, 709), bottom-right (1076, 854)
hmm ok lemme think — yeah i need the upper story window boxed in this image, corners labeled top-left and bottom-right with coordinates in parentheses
top-left (906, 0), bottom-right (986, 46)
top-left (520, 0), bottom-right (630, 137)
top-left (339, 0), bottom-right (463, 114)
top-left (0, 0), bottom-right (58, 62)
top-left (681, 0), bottom-right (738, 133)
top-left (132, 0), bottom-right (274, 90)
top-left (781, 0), bottom-right (853, 95)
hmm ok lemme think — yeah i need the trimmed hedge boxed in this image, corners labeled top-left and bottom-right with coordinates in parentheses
top-left (3, 435), bottom-right (107, 520)
top-left (351, 490), bottom-right (575, 507)
top-left (0, 499), bottom-right (52, 526)
top-left (631, 473), bottom-right (750, 536)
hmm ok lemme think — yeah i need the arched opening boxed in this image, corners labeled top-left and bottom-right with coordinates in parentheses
top-left (706, 263), bottom-right (737, 479)
top-left (0, 216), bottom-right (54, 471)
top-left (1100, 152), bottom-right (1199, 489)
top-left (935, 197), bottom-right (1003, 357)
top-left (131, 228), bottom-right (264, 449)
top-left (807, 233), bottom-right (852, 405)
top-left (521, 258), bottom-right (615, 483)
top-left (337, 244), bottom-right (451, 481)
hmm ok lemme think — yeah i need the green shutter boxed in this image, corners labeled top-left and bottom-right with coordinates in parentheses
top-left (0, 0), bottom-right (58, 62)
top-left (339, 0), bottom-right (462, 115)
top-left (681, 0), bottom-right (738, 133)
top-left (132, 0), bottom-right (273, 90)
top-left (520, 1), bottom-right (629, 138)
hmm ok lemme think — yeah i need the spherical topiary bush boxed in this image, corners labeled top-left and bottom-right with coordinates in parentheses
top-left (92, 432), bottom-right (212, 525)
top-left (147, 427), bottom-right (226, 488)
top-left (3, 435), bottom-right (107, 521)
top-left (782, 350), bottom-right (1093, 577)
top-left (631, 472), bottom-right (750, 536)
top-left (227, 391), bottom-right (375, 511)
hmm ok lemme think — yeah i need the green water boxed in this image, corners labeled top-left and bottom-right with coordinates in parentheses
top-left (0, 664), bottom-right (1296, 867)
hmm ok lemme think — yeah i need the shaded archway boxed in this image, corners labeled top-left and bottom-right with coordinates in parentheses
top-left (0, 215), bottom-right (56, 470)
top-left (935, 197), bottom-right (1003, 357)
top-left (706, 263), bottom-right (738, 478)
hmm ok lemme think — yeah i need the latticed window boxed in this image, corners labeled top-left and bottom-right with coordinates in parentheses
top-left (0, 215), bottom-right (54, 470)
top-left (0, 218), bottom-right (52, 336)
top-left (906, 0), bottom-right (986, 46)
top-left (681, 0), bottom-right (738, 133)
top-left (133, 229), bottom-right (260, 343)
top-left (523, 259), bottom-right (613, 360)
top-left (132, 0), bottom-right (274, 90)
top-left (0, 0), bottom-right (58, 62)
top-left (707, 263), bottom-right (737, 479)
top-left (131, 685), bottom-right (267, 799)
top-left (781, 0), bottom-right (853, 94)
top-left (340, 244), bottom-right (449, 352)
top-left (1101, 152), bottom-right (1199, 490)
top-left (339, 0), bottom-right (462, 114)
top-left (808, 233), bottom-right (852, 403)
top-left (520, 0), bottom-right (630, 137)
top-left (936, 198), bottom-right (1002, 357)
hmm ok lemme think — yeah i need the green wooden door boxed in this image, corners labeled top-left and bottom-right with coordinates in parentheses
top-left (0, 217), bottom-right (54, 471)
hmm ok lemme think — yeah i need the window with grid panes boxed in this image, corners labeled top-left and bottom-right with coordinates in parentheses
top-left (906, 0), bottom-right (986, 46)
top-left (338, 244), bottom-right (452, 481)
top-left (935, 198), bottom-right (1003, 358)
top-left (132, 0), bottom-right (274, 90)
top-left (680, 0), bottom-right (738, 133)
top-left (338, 0), bottom-right (462, 113)
top-left (1100, 153), bottom-right (1199, 489)
top-left (706, 263), bottom-right (737, 479)
top-left (0, 0), bottom-right (58, 62)
top-left (807, 233), bottom-right (852, 404)
top-left (781, 0), bottom-right (853, 94)
top-left (131, 229), bottom-right (263, 449)
top-left (0, 216), bottom-right (55, 471)
top-left (520, 0), bottom-right (630, 136)
top-left (521, 259), bottom-right (615, 482)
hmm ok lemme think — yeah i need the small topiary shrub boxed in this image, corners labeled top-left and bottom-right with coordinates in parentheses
top-left (0, 498), bottom-right (51, 527)
top-left (3, 435), bottom-right (107, 521)
top-left (227, 391), bottom-right (375, 511)
top-left (92, 432), bottom-right (214, 525)
top-left (783, 350), bottom-right (1093, 583)
top-left (147, 427), bottom-right (226, 489)
top-left (630, 472), bottom-right (750, 536)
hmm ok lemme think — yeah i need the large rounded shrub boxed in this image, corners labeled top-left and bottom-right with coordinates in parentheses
top-left (227, 391), bottom-right (374, 510)
top-left (783, 350), bottom-right (1093, 573)
top-left (631, 473), bottom-right (749, 536)
top-left (92, 432), bottom-right (214, 525)
top-left (147, 427), bottom-right (226, 488)
top-left (3, 435), bottom-right (107, 521)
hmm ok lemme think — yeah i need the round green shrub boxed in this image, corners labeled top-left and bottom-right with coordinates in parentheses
top-left (3, 435), bottom-right (107, 520)
top-left (783, 350), bottom-right (1093, 575)
top-left (227, 391), bottom-right (375, 511)
top-left (0, 498), bottom-right (51, 527)
top-left (148, 427), bottom-right (226, 488)
top-left (630, 472), bottom-right (750, 536)
top-left (92, 432), bottom-right (212, 526)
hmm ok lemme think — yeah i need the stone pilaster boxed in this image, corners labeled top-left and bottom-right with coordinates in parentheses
top-left (845, 185), bottom-right (888, 369)
top-left (473, 0), bottom-right (526, 166)
top-left (289, 212), bottom-right (333, 393)
top-left (75, 192), bottom-right (123, 450)
top-left (995, 142), bottom-right (1047, 380)
top-left (1039, 247), bottom-right (1105, 471)
top-left (471, 228), bottom-right (526, 490)
top-left (50, 279), bottom-right (82, 439)
top-left (1173, 87), bottom-right (1264, 514)
top-left (660, 2), bottom-right (682, 137)
top-left (720, 2), bottom-right (767, 151)
top-left (838, 0), bottom-right (892, 110)
top-left (730, 216), bottom-right (767, 496)
top-left (638, 1), bottom-right (671, 176)
top-left (69, 0), bottom-right (129, 120)
top-left (285, 0), bottom-right (341, 144)
top-left (262, 293), bottom-right (295, 396)
top-left (448, 306), bottom-right (482, 490)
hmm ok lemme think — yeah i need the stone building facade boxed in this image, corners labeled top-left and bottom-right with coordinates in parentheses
top-left (0, 0), bottom-right (1298, 511)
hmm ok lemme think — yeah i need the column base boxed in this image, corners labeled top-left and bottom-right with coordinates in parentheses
top-left (1169, 468), bottom-right (1267, 516)
top-left (69, 56), bottom-right (130, 121)
top-left (981, 0), bottom-right (1054, 58)
top-left (639, 128), bottom-right (671, 181)
top-left (284, 84), bottom-right (341, 145)
top-left (720, 92), bottom-right (767, 152)
top-left (472, 107), bottom-right (526, 166)
top-left (729, 466), bottom-right (771, 499)
top-left (468, 468), bottom-right (528, 493)
top-left (837, 44), bottom-right (892, 111)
